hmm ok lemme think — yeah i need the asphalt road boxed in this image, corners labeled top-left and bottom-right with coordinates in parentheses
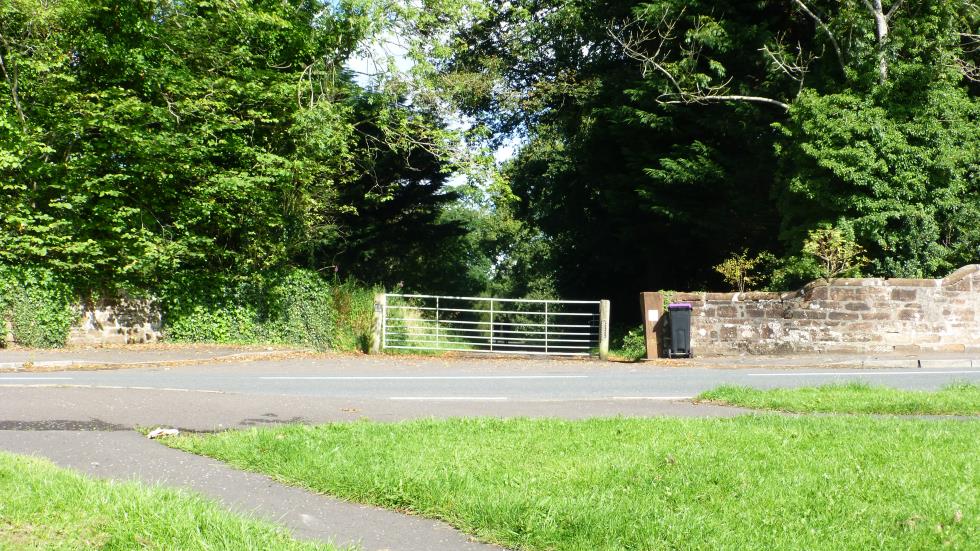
top-left (3, 355), bottom-right (978, 398)
top-left (1, 354), bottom-right (977, 430)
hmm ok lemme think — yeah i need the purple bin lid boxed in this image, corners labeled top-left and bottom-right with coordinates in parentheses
top-left (668, 302), bottom-right (693, 310)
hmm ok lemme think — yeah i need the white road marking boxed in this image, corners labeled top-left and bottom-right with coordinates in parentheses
top-left (389, 396), bottom-right (508, 401)
top-left (611, 396), bottom-right (694, 401)
top-left (0, 377), bottom-right (73, 381)
top-left (748, 370), bottom-right (980, 377)
top-left (0, 384), bottom-right (222, 393)
top-left (260, 375), bottom-right (588, 380)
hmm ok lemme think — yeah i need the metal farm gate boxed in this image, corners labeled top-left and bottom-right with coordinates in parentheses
top-left (373, 294), bottom-right (610, 359)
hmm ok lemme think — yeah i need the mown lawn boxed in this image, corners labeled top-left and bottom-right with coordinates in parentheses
top-left (0, 452), bottom-right (337, 550)
top-left (697, 382), bottom-right (980, 415)
top-left (167, 416), bottom-right (978, 550)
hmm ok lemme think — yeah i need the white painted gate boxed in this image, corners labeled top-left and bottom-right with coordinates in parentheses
top-left (374, 294), bottom-right (610, 358)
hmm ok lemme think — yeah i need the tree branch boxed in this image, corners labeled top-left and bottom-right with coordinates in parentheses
top-left (956, 58), bottom-right (980, 82)
top-left (610, 14), bottom-right (790, 112)
top-left (791, 0), bottom-right (846, 74)
top-left (0, 32), bottom-right (26, 125)
top-left (886, 0), bottom-right (905, 20)
top-left (663, 95), bottom-right (790, 110)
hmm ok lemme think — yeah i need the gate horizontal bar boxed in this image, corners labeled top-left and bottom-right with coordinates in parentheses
top-left (386, 294), bottom-right (600, 305)
top-left (386, 318), bottom-right (595, 329)
top-left (385, 331), bottom-right (594, 344)
top-left (386, 305), bottom-right (596, 317)
top-left (383, 341), bottom-right (592, 351)
top-left (385, 325), bottom-right (595, 337)
top-left (384, 345), bottom-right (590, 356)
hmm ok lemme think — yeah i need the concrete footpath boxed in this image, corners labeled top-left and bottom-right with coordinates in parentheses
top-left (0, 430), bottom-right (500, 551)
top-left (0, 344), bottom-right (312, 370)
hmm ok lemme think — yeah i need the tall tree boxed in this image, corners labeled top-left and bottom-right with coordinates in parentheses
top-left (433, 0), bottom-right (979, 306)
top-left (0, 0), bottom-right (473, 292)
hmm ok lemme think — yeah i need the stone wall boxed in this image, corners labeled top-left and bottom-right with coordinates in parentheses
top-left (672, 265), bottom-right (980, 355)
top-left (69, 297), bottom-right (162, 345)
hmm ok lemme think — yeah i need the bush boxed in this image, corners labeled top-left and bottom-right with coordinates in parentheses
top-left (161, 269), bottom-right (377, 352)
top-left (611, 325), bottom-right (647, 362)
top-left (327, 281), bottom-right (378, 353)
top-left (0, 267), bottom-right (76, 348)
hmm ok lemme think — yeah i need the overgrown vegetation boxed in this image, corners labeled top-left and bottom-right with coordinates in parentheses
top-left (713, 250), bottom-right (773, 293)
top-left (0, 267), bottom-right (75, 348)
top-left (698, 382), bottom-right (980, 416)
top-left (802, 227), bottom-right (870, 281)
top-left (163, 270), bottom-right (377, 352)
top-left (609, 324), bottom-right (647, 361)
top-left (168, 416), bottom-right (979, 550)
top-left (0, 452), bottom-right (337, 550)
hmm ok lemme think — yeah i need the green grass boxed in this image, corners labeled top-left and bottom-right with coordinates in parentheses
top-left (166, 416), bottom-right (978, 550)
top-left (697, 382), bottom-right (980, 415)
top-left (0, 451), bottom-right (338, 550)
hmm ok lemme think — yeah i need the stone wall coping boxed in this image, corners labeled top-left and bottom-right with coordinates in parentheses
top-left (942, 264), bottom-right (980, 286)
top-left (884, 278), bottom-right (942, 288)
top-left (657, 265), bottom-right (979, 303)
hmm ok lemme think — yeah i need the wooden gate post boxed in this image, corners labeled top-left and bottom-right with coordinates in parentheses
top-left (370, 293), bottom-right (386, 355)
top-left (599, 299), bottom-right (610, 360)
top-left (639, 292), bottom-right (664, 359)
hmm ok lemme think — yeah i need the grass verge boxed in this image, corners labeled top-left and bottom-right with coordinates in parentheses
top-left (0, 451), bottom-right (338, 550)
top-left (696, 382), bottom-right (980, 415)
top-left (166, 416), bottom-right (978, 550)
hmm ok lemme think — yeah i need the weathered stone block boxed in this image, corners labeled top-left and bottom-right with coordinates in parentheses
top-left (898, 309), bottom-right (921, 321)
top-left (828, 311), bottom-right (861, 321)
top-left (893, 344), bottom-right (921, 352)
top-left (952, 309), bottom-right (976, 321)
top-left (746, 307), bottom-right (766, 318)
top-left (714, 305), bottom-right (737, 318)
top-left (935, 343), bottom-right (967, 352)
top-left (844, 302), bottom-right (871, 311)
top-left (805, 285), bottom-right (829, 300)
top-left (789, 310), bottom-right (827, 320)
top-left (860, 311), bottom-right (893, 321)
top-left (831, 278), bottom-right (885, 287)
top-left (890, 289), bottom-right (917, 301)
top-left (884, 278), bottom-right (940, 288)
top-left (739, 292), bottom-right (783, 301)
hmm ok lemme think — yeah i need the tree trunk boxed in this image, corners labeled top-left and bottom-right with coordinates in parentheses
top-left (869, 0), bottom-right (889, 82)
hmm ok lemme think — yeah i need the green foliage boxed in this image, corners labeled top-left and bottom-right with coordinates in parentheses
top-left (767, 254), bottom-right (823, 291)
top-left (326, 281), bottom-right (379, 354)
top-left (713, 249), bottom-right (774, 292)
top-left (802, 226), bottom-right (869, 281)
top-left (0, 0), bottom-right (479, 296)
top-left (0, 266), bottom-right (75, 348)
top-left (611, 324), bottom-right (647, 361)
top-left (776, 85), bottom-right (980, 278)
top-left (162, 269), bottom-right (376, 352)
top-left (428, 0), bottom-right (980, 316)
